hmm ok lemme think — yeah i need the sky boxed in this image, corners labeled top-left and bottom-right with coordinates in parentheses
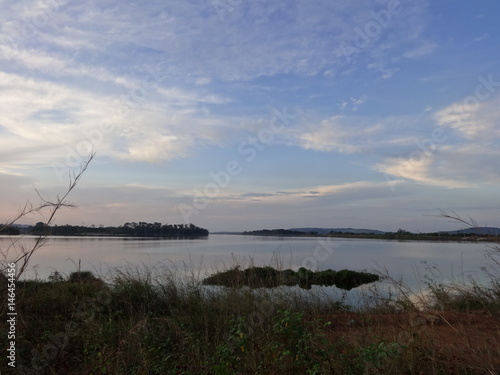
top-left (1, 0), bottom-right (500, 233)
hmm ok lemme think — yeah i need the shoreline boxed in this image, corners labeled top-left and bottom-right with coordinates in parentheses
top-left (239, 232), bottom-right (500, 243)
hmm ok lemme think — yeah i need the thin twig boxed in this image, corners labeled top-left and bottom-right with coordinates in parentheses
top-left (1, 152), bottom-right (95, 280)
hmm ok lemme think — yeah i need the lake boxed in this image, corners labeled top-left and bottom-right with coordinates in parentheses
top-left (2, 235), bottom-right (496, 288)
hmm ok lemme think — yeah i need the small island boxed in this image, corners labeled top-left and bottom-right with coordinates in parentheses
top-left (203, 266), bottom-right (379, 290)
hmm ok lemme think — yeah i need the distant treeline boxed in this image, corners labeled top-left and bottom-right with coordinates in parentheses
top-left (0, 225), bottom-right (21, 235)
top-left (4, 222), bottom-right (209, 237)
top-left (242, 229), bottom-right (318, 236)
top-left (242, 228), bottom-right (499, 241)
top-left (326, 230), bottom-right (499, 241)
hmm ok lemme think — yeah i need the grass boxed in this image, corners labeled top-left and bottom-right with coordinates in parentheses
top-left (1, 260), bottom-right (499, 375)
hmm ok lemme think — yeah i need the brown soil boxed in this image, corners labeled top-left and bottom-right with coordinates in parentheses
top-left (317, 310), bottom-right (500, 374)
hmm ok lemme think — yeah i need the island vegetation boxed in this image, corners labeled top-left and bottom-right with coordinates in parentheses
top-left (203, 266), bottom-right (379, 290)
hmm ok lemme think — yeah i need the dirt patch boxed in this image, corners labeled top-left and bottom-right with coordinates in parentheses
top-left (314, 310), bottom-right (500, 373)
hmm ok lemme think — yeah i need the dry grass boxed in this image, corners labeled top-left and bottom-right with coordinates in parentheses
top-left (1, 258), bottom-right (499, 375)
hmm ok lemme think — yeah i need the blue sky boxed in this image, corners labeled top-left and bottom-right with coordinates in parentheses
top-left (1, 0), bottom-right (500, 232)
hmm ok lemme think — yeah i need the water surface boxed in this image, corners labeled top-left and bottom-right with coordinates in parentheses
top-left (1, 235), bottom-right (494, 287)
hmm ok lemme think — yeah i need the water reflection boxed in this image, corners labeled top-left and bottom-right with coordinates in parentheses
top-left (0, 235), bottom-right (494, 291)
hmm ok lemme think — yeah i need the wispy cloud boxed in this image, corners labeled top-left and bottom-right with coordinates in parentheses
top-left (1, 0), bottom-right (499, 231)
top-left (0, 68), bottom-right (236, 166)
top-left (435, 95), bottom-right (500, 140)
top-left (376, 94), bottom-right (500, 188)
top-left (3, 0), bottom-right (432, 81)
top-left (0, 0), bottom-right (435, 168)
top-left (375, 156), bottom-right (475, 189)
top-left (214, 180), bottom-right (395, 204)
top-left (401, 41), bottom-right (437, 59)
top-left (285, 113), bottom-right (429, 155)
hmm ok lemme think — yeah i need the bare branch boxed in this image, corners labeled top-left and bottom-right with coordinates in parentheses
top-left (1, 152), bottom-right (95, 280)
top-left (436, 209), bottom-right (500, 269)
top-left (435, 209), bottom-right (480, 229)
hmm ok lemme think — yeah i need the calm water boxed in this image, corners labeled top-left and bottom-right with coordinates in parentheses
top-left (1, 235), bottom-right (495, 287)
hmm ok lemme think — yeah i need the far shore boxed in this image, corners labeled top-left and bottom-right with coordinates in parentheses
top-left (238, 229), bottom-right (500, 242)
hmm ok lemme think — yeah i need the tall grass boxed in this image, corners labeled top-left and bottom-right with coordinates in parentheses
top-left (1, 256), bottom-right (499, 374)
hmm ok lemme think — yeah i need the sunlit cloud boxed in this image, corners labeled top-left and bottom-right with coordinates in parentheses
top-left (435, 94), bottom-right (500, 140)
top-left (375, 156), bottom-right (475, 189)
top-left (375, 95), bottom-right (500, 189)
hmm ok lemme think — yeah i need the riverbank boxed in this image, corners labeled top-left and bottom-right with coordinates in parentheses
top-left (242, 229), bottom-right (500, 242)
top-left (1, 264), bottom-right (499, 374)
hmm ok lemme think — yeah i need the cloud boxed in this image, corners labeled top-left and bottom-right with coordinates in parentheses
top-left (195, 77), bottom-right (212, 86)
top-left (376, 140), bottom-right (500, 189)
top-left (285, 113), bottom-right (427, 155)
top-left (0, 0), bottom-right (435, 169)
top-left (238, 192), bottom-right (275, 199)
top-left (401, 41), bottom-right (437, 59)
top-left (338, 96), bottom-right (367, 111)
top-left (435, 95), bottom-right (500, 140)
top-left (0, 68), bottom-right (237, 166)
top-left (2, 0), bottom-right (432, 82)
top-left (473, 33), bottom-right (489, 42)
top-left (376, 95), bottom-right (500, 188)
top-left (288, 116), bottom-right (370, 153)
top-left (0, 45), bottom-right (126, 89)
top-left (0, 72), bottom-right (114, 165)
top-left (216, 180), bottom-right (394, 204)
top-left (375, 156), bottom-right (475, 189)
top-left (367, 61), bottom-right (400, 79)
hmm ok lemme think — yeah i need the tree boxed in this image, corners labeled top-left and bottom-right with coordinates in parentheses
top-left (0, 225), bottom-right (20, 235)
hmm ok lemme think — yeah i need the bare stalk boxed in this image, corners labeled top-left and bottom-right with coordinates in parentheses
top-left (437, 209), bottom-right (500, 267)
top-left (436, 209), bottom-right (479, 230)
top-left (0, 152), bottom-right (95, 280)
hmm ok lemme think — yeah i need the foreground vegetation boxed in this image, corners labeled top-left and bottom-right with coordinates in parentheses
top-left (1, 262), bottom-right (499, 375)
